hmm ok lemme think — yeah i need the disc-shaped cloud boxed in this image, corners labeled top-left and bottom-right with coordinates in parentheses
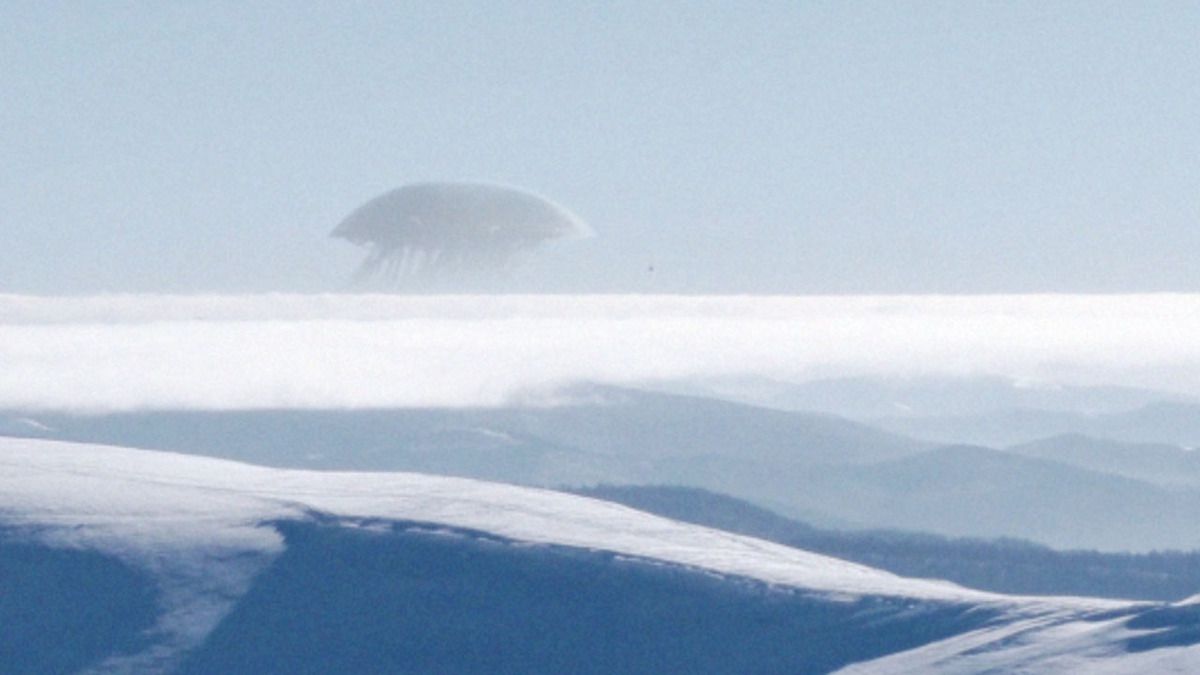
top-left (332, 182), bottom-right (591, 281)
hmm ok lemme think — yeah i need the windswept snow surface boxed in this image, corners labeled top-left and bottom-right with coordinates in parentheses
top-left (839, 598), bottom-right (1200, 674)
top-left (1, 437), bottom-right (1196, 673)
top-left (0, 438), bottom-right (980, 601)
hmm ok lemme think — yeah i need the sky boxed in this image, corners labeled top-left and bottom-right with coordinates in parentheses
top-left (2, 1), bottom-right (1197, 294)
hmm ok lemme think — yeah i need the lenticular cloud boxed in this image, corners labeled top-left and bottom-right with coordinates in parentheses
top-left (1, 294), bottom-right (1199, 411)
top-left (332, 183), bottom-right (591, 282)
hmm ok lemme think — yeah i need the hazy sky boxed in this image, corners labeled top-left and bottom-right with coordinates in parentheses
top-left (3, 2), bottom-right (1197, 294)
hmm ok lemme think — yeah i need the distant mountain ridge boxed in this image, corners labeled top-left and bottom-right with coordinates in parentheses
top-left (788, 445), bottom-right (1200, 550)
top-left (874, 401), bottom-right (1200, 448)
top-left (644, 374), bottom-right (1189, 419)
top-left (574, 484), bottom-right (1200, 602)
top-left (1008, 433), bottom-right (1200, 488)
top-left (5, 385), bottom-right (1200, 551)
top-left (644, 374), bottom-right (1200, 448)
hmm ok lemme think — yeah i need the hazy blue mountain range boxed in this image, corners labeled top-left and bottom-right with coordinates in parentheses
top-left (574, 485), bottom-right (1200, 602)
top-left (645, 375), bottom-right (1182, 419)
top-left (5, 385), bottom-right (1200, 550)
top-left (0, 386), bottom-right (926, 523)
top-left (783, 445), bottom-right (1200, 551)
top-left (1007, 434), bottom-right (1200, 489)
top-left (874, 401), bottom-right (1200, 448)
top-left (645, 375), bottom-right (1200, 447)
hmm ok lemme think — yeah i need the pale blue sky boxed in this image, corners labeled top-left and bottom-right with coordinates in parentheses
top-left (2, 1), bottom-right (1197, 293)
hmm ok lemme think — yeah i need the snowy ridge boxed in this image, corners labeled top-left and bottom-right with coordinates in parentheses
top-left (840, 610), bottom-right (1200, 675)
top-left (0, 437), bottom-right (994, 603)
top-left (2, 437), bottom-right (1196, 673)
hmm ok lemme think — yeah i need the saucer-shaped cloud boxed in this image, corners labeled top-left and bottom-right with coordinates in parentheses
top-left (332, 182), bottom-right (591, 281)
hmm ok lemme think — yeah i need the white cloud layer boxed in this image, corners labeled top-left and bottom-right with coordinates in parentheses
top-left (2, 294), bottom-right (1199, 411)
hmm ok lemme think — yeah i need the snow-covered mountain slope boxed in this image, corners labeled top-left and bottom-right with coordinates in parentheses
top-left (11, 398), bottom-right (1199, 552)
top-left (841, 595), bottom-right (1200, 674)
top-left (1, 437), bottom-right (1196, 674)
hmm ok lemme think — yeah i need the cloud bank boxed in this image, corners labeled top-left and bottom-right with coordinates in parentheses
top-left (2, 294), bottom-right (1199, 411)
